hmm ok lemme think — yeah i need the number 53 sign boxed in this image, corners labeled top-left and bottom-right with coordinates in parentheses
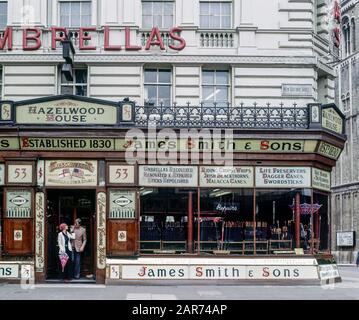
top-left (108, 164), bottom-right (135, 185)
top-left (7, 163), bottom-right (34, 184)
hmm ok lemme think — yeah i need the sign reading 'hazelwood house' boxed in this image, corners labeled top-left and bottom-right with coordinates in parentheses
top-left (16, 99), bottom-right (117, 125)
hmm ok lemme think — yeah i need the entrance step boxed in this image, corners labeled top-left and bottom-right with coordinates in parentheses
top-left (46, 278), bottom-right (96, 284)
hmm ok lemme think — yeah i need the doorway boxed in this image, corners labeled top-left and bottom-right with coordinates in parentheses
top-left (46, 189), bottom-right (96, 281)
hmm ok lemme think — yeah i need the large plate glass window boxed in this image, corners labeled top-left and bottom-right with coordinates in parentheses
top-left (0, 2), bottom-right (7, 29)
top-left (144, 68), bottom-right (172, 106)
top-left (59, 1), bottom-right (91, 27)
top-left (202, 69), bottom-right (230, 107)
top-left (200, 1), bottom-right (231, 29)
top-left (142, 1), bottom-right (174, 29)
top-left (60, 67), bottom-right (88, 96)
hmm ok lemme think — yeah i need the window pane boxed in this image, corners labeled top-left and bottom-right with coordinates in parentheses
top-left (163, 15), bottom-right (173, 28)
top-left (145, 85), bottom-right (157, 101)
top-left (76, 85), bottom-right (87, 96)
top-left (70, 14), bottom-right (80, 27)
top-left (61, 86), bottom-right (73, 95)
top-left (222, 3), bottom-right (231, 15)
top-left (202, 71), bottom-right (214, 85)
top-left (158, 86), bottom-right (171, 100)
top-left (61, 73), bottom-right (71, 84)
top-left (200, 16), bottom-right (209, 29)
top-left (158, 70), bottom-right (171, 83)
top-left (153, 2), bottom-right (162, 13)
top-left (142, 15), bottom-right (152, 28)
top-left (60, 3), bottom-right (70, 15)
top-left (60, 15), bottom-right (69, 27)
top-left (203, 86), bottom-right (215, 102)
top-left (222, 17), bottom-right (231, 29)
top-left (216, 71), bottom-right (229, 85)
top-left (81, 15), bottom-right (91, 26)
top-left (145, 69), bottom-right (157, 83)
top-left (71, 2), bottom-right (81, 14)
top-left (153, 15), bottom-right (162, 27)
top-left (211, 16), bottom-right (220, 29)
top-left (216, 86), bottom-right (228, 101)
top-left (142, 2), bottom-right (152, 13)
top-left (82, 2), bottom-right (91, 15)
top-left (164, 2), bottom-right (173, 15)
top-left (210, 2), bottom-right (220, 15)
top-left (200, 2), bottom-right (209, 15)
top-left (75, 69), bottom-right (88, 83)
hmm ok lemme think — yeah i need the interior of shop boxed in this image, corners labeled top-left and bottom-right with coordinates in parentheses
top-left (139, 188), bottom-right (328, 255)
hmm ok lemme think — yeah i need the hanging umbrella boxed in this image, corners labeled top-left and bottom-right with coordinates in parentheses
top-left (59, 253), bottom-right (69, 272)
top-left (289, 203), bottom-right (322, 215)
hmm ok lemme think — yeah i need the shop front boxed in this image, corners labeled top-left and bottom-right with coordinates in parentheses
top-left (0, 95), bottom-right (345, 284)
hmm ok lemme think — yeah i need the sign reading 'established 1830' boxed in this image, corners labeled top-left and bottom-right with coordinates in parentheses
top-left (16, 99), bottom-right (117, 125)
top-left (45, 160), bottom-right (98, 186)
top-left (199, 166), bottom-right (254, 187)
top-left (255, 167), bottom-right (311, 188)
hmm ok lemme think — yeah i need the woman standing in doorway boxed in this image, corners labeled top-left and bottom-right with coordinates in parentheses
top-left (58, 223), bottom-right (75, 282)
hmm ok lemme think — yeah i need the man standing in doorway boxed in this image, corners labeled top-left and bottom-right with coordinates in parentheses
top-left (72, 218), bottom-right (87, 279)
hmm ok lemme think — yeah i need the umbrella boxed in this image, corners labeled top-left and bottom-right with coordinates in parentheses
top-left (59, 253), bottom-right (69, 272)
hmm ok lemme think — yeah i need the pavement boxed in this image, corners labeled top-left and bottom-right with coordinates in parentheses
top-left (0, 266), bottom-right (358, 300)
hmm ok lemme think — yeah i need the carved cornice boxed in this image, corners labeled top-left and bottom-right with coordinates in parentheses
top-left (0, 53), bottom-right (317, 65)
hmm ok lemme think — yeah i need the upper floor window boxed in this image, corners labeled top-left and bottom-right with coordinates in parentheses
top-left (144, 68), bottom-right (172, 106)
top-left (60, 67), bottom-right (88, 96)
top-left (342, 16), bottom-right (351, 56)
top-left (351, 18), bottom-right (356, 52)
top-left (60, 1), bottom-right (91, 28)
top-left (200, 2), bottom-right (231, 29)
top-left (142, 1), bottom-right (174, 29)
top-left (202, 70), bottom-right (230, 107)
top-left (0, 2), bottom-right (7, 29)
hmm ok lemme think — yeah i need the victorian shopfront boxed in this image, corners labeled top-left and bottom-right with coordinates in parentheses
top-left (0, 95), bottom-right (346, 284)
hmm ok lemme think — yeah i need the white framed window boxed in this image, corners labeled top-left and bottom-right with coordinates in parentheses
top-left (202, 69), bottom-right (230, 107)
top-left (142, 1), bottom-right (174, 29)
top-left (59, 1), bottom-right (91, 27)
top-left (144, 68), bottom-right (172, 106)
top-left (0, 1), bottom-right (7, 29)
top-left (200, 1), bottom-right (231, 29)
top-left (60, 67), bottom-right (88, 96)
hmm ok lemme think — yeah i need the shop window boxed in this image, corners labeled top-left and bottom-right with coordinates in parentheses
top-left (59, 1), bottom-right (91, 27)
top-left (140, 188), bottom-right (197, 254)
top-left (198, 189), bottom-right (253, 254)
top-left (144, 68), bottom-right (172, 106)
top-left (142, 1), bottom-right (174, 29)
top-left (0, 1), bottom-right (7, 29)
top-left (202, 69), bottom-right (230, 107)
top-left (60, 67), bottom-right (88, 96)
top-left (199, 1), bottom-right (231, 29)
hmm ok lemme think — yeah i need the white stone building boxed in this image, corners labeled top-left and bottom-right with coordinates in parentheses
top-left (331, 0), bottom-right (359, 264)
top-left (0, 0), bottom-right (337, 107)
